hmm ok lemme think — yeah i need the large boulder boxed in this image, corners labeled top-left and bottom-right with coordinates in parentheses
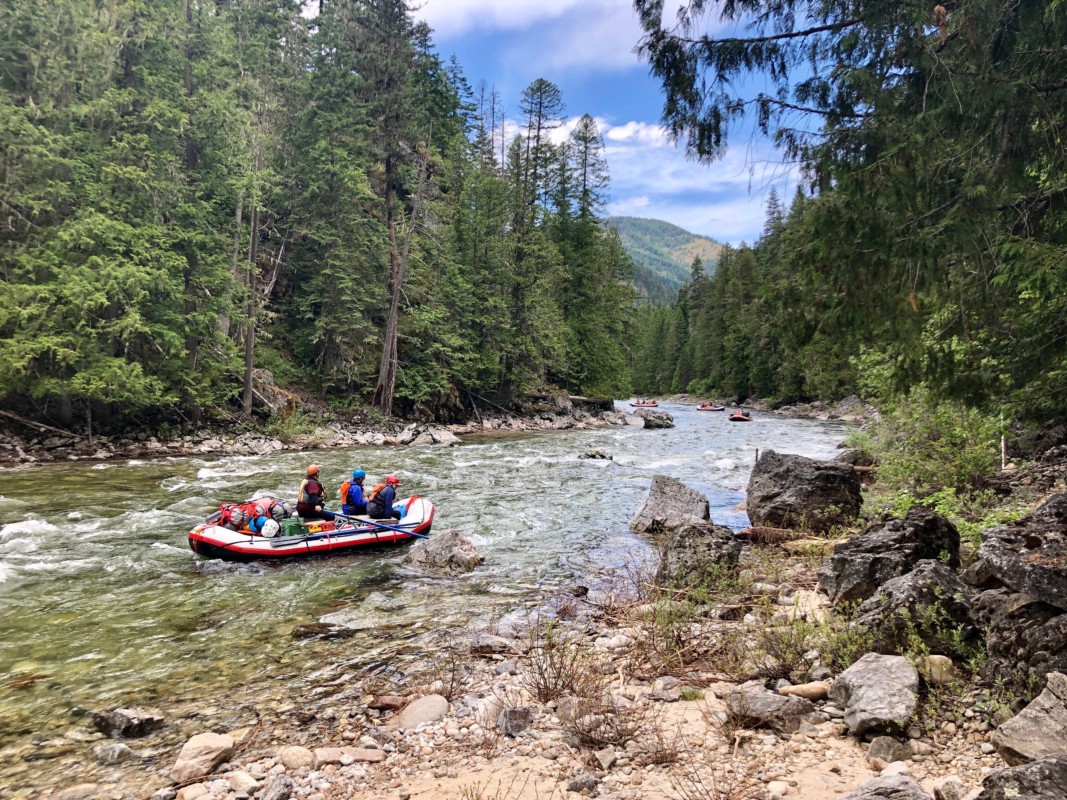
top-left (630, 475), bottom-right (710, 535)
top-left (972, 589), bottom-right (1067, 692)
top-left (402, 530), bottom-right (484, 575)
top-left (656, 522), bottom-right (742, 588)
top-left (170, 732), bottom-right (236, 783)
top-left (817, 508), bottom-right (961, 604)
top-left (853, 561), bottom-right (977, 656)
top-left (746, 450), bottom-right (862, 532)
top-left (635, 409), bottom-right (674, 429)
top-left (724, 686), bottom-right (820, 734)
top-left (976, 755), bottom-right (1067, 800)
top-left (964, 493), bottom-right (1067, 612)
top-left (837, 775), bottom-right (933, 800)
top-left (829, 653), bottom-right (919, 737)
top-left (991, 672), bottom-right (1067, 766)
top-left (250, 368), bottom-right (293, 415)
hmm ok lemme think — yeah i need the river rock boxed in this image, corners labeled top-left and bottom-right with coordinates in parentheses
top-left (779, 680), bottom-right (831, 701)
top-left (724, 686), bottom-right (820, 734)
top-left (915, 655), bottom-right (958, 686)
top-left (853, 561), bottom-right (976, 655)
top-left (55, 785), bottom-right (102, 800)
top-left (170, 732), bottom-right (236, 783)
top-left (829, 654), bottom-right (919, 736)
top-left (635, 409), bottom-right (674, 429)
top-left (976, 755), bottom-right (1067, 799)
top-left (931, 777), bottom-right (966, 800)
top-left (579, 449), bottom-right (613, 460)
top-left (818, 508), bottom-right (961, 604)
top-left (990, 672), bottom-right (1067, 765)
top-left (91, 706), bottom-right (165, 738)
top-left (965, 494), bottom-right (1067, 612)
top-left (630, 475), bottom-right (710, 535)
top-left (746, 450), bottom-right (862, 532)
top-left (228, 771), bottom-right (261, 795)
top-left (497, 707), bottom-right (534, 737)
top-left (837, 775), bottom-right (933, 799)
top-left (368, 695), bottom-right (406, 711)
top-left (93, 741), bottom-right (138, 764)
top-left (277, 745), bottom-right (314, 770)
top-left (656, 522), bottom-right (742, 588)
top-left (176, 787), bottom-right (207, 800)
top-left (389, 694), bottom-right (448, 729)
top-left (260, 776), bottom-right (294, 800)
top-left (971, 589), bottom-right (1067, 692)
top-left (868, 736), bottom-right (915, 765)
top-left (567, 773), bottom-right (600, 793)
top-left (403, 530), bottom-right (484, 575)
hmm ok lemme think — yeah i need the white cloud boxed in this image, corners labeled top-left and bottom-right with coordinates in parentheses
top-left (418, 0), bottom-right (613, 39)
top-left (600, 119), bottom-right (799, 244)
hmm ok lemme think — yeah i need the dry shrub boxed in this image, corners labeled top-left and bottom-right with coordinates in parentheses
top-left (751, 614), bottom-right (821, 679)
top-left (519, 618), bottom-right (607, 702)
top-left (460, 773), bottom-right (563, 800)
top-left (641, 721), bottom-right (683, 766)
top-left (561, 694), bottom-right (653, 749)
top-left (671, 757), bottom-right (759, 800)
top-left (625, 598), bottom-right (713, 678)
top-left (426, 640), bottom-right (468, 700)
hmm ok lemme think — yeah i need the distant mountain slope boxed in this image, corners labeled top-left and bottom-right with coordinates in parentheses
top-left (606, 216), bottom-right (723, 304)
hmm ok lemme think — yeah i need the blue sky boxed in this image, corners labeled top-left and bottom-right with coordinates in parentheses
top-left (414, 0), bottom-right (798, 245)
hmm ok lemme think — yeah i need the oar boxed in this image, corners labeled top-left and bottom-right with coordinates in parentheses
top-left (333, 513), bottom-right (430, 540)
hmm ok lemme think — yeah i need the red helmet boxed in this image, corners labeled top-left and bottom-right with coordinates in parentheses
top-left (385, 475), bottom-right (400, 485)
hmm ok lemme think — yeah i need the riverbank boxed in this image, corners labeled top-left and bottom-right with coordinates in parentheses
top-left (32, 526), bottom-right (1014, 800)
top-left (0, 395), bottom-right (627, 466)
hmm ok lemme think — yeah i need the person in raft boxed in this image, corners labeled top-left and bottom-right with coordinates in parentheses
top-left (367, 475), bottom-right (404, 520)
top-left (340, 469), bottom-right (368, 516)
top-left (297, 464), bottom-right (337, 521)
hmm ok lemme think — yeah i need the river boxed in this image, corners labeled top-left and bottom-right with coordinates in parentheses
top-left (0, 403), bottom-right (848, 789)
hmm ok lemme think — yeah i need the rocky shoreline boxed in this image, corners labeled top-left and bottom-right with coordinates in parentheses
top-left (21, 440), bottom-right (1067, 800)
top-left (0, 395), bottom-right (661, 467)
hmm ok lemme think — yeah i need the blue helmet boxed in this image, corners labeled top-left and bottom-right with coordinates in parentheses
top-left (352, 469), bottom-right (366, 480)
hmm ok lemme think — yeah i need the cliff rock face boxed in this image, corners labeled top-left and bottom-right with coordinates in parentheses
top-left (746, 450), bottom-right (861, 532)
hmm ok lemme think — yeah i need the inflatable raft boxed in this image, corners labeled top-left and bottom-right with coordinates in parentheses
top-left (188, 496), bottom-right (434, 562)
top-left (630, 401), bottom-right (659, 407)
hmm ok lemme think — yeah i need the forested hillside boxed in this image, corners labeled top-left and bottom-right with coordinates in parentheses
top-left (606, 216), bottom-right (722, 304)
top-left (631, 0), bottom-right (1067, 421)
top-left (0, 0), bottom-right (634, 434)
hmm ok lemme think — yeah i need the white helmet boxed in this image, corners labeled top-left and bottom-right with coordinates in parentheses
top-left (261, 519), bottom-right (281, 538)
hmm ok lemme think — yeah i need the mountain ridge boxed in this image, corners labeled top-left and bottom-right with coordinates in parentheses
top-left (605, 216), bottom-right (723, 304)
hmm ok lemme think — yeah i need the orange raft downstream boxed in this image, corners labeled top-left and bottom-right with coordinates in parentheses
top-left (188, 496), bottom-right (434, 562)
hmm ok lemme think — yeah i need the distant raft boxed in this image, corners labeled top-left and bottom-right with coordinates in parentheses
top-left (728, 411), bottom-right (753, 422)
top-left (630, 401), bottom-right (659, 407)
top-left (697, 403), bottom-right (726, 411)
top-left (187, 496), bottom-right (434, 562)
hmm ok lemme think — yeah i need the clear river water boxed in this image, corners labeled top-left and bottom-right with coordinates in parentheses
top-left (0, 402), bottom-right (848, 774)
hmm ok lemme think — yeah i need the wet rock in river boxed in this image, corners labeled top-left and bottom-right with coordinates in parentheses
top-left (747, 450), bottom-right (862, 533)
top-left (630, 475), bottom-right (710, 536)
top-left (92, 706), bottom-right (165, 738)
top-left (403, 530), bottom-right (484, 575)
top-left (818, 508), bottom-right (960, 604)
top-left (92, 741), bottom-right (139, 765)
top-left (634, 409), bottom-right (674, 429)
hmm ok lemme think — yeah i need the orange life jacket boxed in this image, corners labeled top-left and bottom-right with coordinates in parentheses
top-left (339, 481), bottom-right (352, 503)
top-left (367, 483), bottom-right (386, 502)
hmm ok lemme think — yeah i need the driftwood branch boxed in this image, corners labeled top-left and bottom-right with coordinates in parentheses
top-left (0, 409), bottom-right (85, 438)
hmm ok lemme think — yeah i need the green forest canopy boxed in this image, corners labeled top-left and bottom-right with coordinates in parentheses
top-left (630, 0), bottom-right (1067, 417)
top-left (0, 0), bottom-right (635, 431)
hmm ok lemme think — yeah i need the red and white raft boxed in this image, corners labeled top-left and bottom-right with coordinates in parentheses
top-left (187, 496), bottom-right (435, 562)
